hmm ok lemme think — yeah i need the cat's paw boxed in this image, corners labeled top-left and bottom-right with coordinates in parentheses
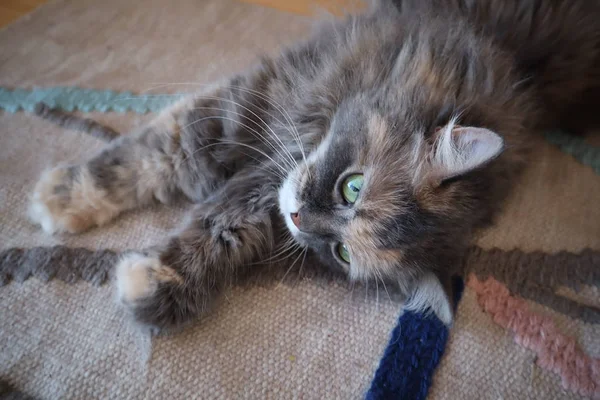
top-left (115, 253), bottom-right (182, 306)
top-left (116, 253), bottom-right (190, 332)
top-left (28, 166), bottom-right (116, 234)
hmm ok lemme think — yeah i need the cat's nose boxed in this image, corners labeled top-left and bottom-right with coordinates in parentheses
top-left (290, 212), bottom-right (301, 228)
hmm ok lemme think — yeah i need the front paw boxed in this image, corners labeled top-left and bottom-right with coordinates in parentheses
top-left (28, 166), bottom-right (116, 234)
top-left (115, 253), bottom-right (184, 325)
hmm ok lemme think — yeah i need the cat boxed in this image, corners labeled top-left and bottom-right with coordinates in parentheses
top-left (28, 0), bottom-right (600, 331)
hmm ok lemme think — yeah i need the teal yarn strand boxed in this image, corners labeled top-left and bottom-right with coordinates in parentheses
top-left (544, 131), bottom-right (600, 175)
top-left (1, 87), bottom-right (600, 176)
top-left (0, 87), bottom-right (183, 114)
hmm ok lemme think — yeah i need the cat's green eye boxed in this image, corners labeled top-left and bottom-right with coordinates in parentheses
top-left (342, 174), bottom-right (364, 204)
top-left (337, 243), bottom-right (351, 264)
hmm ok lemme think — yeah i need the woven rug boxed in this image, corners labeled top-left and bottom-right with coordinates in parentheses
top-left (0, 0), bottom-right (599, 399)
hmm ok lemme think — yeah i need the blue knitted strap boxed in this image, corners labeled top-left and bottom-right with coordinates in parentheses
top-left (366, 277), bottom-right (464, 400)
top-left (0, 87), bottom-right (183, 113)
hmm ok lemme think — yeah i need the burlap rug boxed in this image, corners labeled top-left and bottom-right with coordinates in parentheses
top-left (1, 0), bottom-right (598, 398)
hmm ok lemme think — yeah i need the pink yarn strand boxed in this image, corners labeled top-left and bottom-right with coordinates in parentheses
top-left (468, 274), bottom-right (600, 399)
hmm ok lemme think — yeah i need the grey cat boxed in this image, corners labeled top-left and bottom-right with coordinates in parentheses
top-left (28, 0), bottom-right (600, 330)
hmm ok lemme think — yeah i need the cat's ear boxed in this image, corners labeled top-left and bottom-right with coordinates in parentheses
top-left (429, 122), bottom-right (504, 182)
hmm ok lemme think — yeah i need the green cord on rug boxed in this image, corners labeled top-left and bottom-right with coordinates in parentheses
top-left (2, 86), bottom-right (599, 175)
top-left (0, 87), bottom-right (183, 113)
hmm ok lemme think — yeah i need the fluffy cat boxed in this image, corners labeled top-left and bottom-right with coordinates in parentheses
top-left (28, 0), bottom-right (600, 330)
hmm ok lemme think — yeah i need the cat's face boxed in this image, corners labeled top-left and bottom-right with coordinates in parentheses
top-left (278, 97), bottom-right (504, 294)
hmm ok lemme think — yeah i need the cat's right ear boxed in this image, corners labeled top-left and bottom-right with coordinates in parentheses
top-left (428, 120), bottom-right (504, 182)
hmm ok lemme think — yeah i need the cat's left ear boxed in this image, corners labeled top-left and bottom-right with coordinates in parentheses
top-left (429, 122), bottom-right (504, 182)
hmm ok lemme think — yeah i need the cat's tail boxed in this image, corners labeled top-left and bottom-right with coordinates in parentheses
top-left (33, 103), bottom-right (120, 142)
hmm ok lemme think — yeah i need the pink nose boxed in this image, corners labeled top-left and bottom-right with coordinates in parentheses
top-left (290, 212), bottom-right (301, 228)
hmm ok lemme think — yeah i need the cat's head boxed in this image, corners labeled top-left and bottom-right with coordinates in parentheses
top-left (278, 97), bottom-right (505, 323)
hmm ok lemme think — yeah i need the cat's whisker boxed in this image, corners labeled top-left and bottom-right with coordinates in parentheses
top-left (296, 246), bottom-right (309, 283)
top-left (375, 277), bottom-right (380, 311)
top-left (262, 241), bottom-right (298, 262)
top-left (140, 82), bottom-right (307, 171)
top-left (376, 270), bottom-right (392, 304)
top-left (277, 245), bottom-right (308, 287)
top-left (262, 245), bottom-right (302, 266)
top-left (178, 128), bottom-right (290, 177)
top-left (231, 150), bottom-right (290, 182)
top-left (114, 93), bottom-right (190, 101)
top-left (187, 97), bottom-right (299, 170)
top-left (145, 82), bottom-right (300, 139)
top-left (253, 238), bottom-right (299, 265)
top-left (180, 111), bottom-right (297, 173)
top-left (178, 133), bottom-right (302, 187)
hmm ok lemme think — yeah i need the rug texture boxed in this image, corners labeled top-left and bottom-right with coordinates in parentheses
top-left (0, 0), bottom-right (599, 399)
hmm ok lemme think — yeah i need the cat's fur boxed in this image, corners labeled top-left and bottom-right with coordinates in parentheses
top-left (28, 0), bottom-right (600, 330)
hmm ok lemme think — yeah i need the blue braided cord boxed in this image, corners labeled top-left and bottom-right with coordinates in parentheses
top-left (544, 131), bottom-right (600, 175)
top-left (366, 277), bottom-right (464, 400)
top-left (0, 87), bottom-right (184, 114)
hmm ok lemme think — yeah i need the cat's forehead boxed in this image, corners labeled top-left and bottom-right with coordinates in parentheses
top-left (304, 110), bottom-right (419, 226)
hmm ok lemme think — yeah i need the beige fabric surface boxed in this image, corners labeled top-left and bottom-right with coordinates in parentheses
top-left (429, 135), bottom-right (600, 400)
top-left (0, 0), bottom-right (598, 399)
top-left (0, 1), bottom-right (400, 398)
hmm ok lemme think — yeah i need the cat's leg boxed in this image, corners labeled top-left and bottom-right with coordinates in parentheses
top-left (115, 173), bottom-right (276, 331)
top-left (28, 96), bottom-right (217, 234)
top-left (28, 80), bottom-right (268, 234)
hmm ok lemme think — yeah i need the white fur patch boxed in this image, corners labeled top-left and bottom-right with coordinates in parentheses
top-left (278, 132), bottom-right (336, 237)
top-left (306, 131), bottom-right (334, 163)
top-left (278, 174), bottom-right (300, 236)
top-left (115, 253), bottom-right (162, 303)
top-left (404, 273), bottom-right (453, 326)
top-left (28, 194), bottom-right (58, 234)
